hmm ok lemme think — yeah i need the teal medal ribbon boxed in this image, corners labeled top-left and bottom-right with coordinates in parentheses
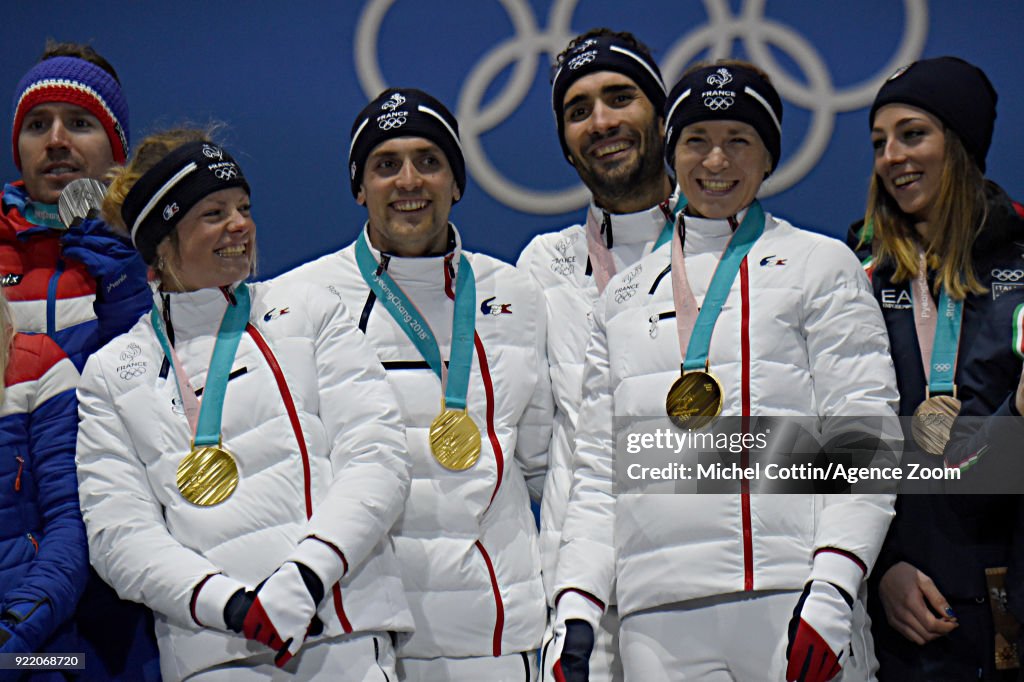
top-left (355, 231), bottom-right (476, 409)
top-left (909, 265), bottom-right (964, 456)
top-left (664, 202), bottom-right (764, 429)
top-left (151, 283), bottom-right (251, 446)
top-left (24, 201), bottom-right (65, 230)
top-left (926, 287), bottom-right (963, 395)
top-left (910, 270), bottom-right (963, 396)
top-left (682, 201), bottom-right (765, 372)
top-left (151, 283), bottom-right (250, 505)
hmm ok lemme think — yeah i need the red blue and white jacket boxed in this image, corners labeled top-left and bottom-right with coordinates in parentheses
top-left (278, 226), bottom-right (552, 659)
top-left (1, 181), bottom-right (148, 371)
top-left (0, 332), bottom-right (87, 654)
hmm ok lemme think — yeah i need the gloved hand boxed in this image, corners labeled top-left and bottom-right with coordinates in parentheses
top-left (786, 581), bottom-right (854, 682)
top-left (243, 562), bottom-right (324, 668)
top-left (223, 588), bottom-right (255, 633)
top-left (60, 218), bottom-right (148, 303)
top-left (544, 591), bottom-right (603, 682)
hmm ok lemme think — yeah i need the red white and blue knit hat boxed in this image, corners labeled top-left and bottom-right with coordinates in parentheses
top-left (11, 56), bottom-right (129, 169)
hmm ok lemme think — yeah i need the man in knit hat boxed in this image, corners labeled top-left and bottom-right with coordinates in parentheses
top-left (279, 87), bottom-right (553, 681)
top-left (2, 41), bottom-right (149, 369)
top-left (516, 28), bottom-right (679, 682)
top-left (0, 41), bottom-right (157, 680)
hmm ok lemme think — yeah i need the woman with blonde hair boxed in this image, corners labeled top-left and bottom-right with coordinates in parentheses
top-left (75, 129), bottom-right (414, 680)
top-left (0, 289), bottom-right (88, 658)
top-left (864, 56), bottom-right (1024, 680)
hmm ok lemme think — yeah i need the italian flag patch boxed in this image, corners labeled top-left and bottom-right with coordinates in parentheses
top-left (1014, 303), bottom-right (1024, 360)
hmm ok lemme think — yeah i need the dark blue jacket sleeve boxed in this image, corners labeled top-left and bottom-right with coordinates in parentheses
top-left (1, 368), bottom-right (88, 653)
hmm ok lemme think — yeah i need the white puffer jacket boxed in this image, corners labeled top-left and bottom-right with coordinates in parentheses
top-left (76, 280), bottom-right (413, 681)
top-left (554, 208), bottom-right (901, 619)
top-left (517, 196), bottom-right (678, 604)
top-left (279, 226), bottom-right (552, 659)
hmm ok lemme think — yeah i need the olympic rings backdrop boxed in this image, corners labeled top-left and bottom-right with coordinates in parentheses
top-left (4, 1), bottom-right (1024, 277)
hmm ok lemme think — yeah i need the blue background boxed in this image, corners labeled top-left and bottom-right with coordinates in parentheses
top-left (4, 1), bottom-right (1022, 277)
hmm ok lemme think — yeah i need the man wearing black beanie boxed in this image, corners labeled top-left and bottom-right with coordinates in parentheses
top-left (278, 87), bottom-right (553, 681)
top-left (517, 28), bottom-right (679, 682)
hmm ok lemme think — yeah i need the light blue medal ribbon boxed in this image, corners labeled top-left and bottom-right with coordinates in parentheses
top-left (25, 202), bottom-right (65, 230)
top-left (914, 284), bottom-right (963, 395)
top-left (355, 232), bottom-right (476, 410)
top-left (653, 194), bottom-right (688, 251)
top-left (682, 201), bottom-right (765, 371)
top-left (150, 283), bottom-right (252, 446)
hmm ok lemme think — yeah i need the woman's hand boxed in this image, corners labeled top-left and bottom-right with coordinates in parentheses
top-left (878, 561), bottom-right (958, 645)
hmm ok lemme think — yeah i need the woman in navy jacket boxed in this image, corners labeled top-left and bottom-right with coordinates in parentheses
top-left (863, 56), bottom-right (1024, 681)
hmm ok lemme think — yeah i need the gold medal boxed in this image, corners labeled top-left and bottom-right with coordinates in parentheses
top-left (666, 370), bottom-right (723, 430)
top-left (912, 394), bottom-right (961, 456)
top-left (429, 408), bottom-right (481, 471)
top-left (177, 445), bottom-right (239, 506)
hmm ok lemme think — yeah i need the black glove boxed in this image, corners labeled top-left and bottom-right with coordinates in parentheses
top-left (555, 620), bottom-right (595, 681)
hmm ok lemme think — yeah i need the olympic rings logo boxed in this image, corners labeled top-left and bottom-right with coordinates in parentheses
top-left (991, 269), bottom-right (1024, 282)
top-left (568, 50), bottom-right (596, 70)
top-left (932, 363), bottom-right (952, 372)
top-left (214, 167), bottom-right (238, 180)
top-left (377, 113), bottom-right (408, 130)
top-left (356, 0), bottom-right (927, 214)
top-left (119, 365), bottom-right (147, 380)
top-left (703, 96), bottom-right (734, 110)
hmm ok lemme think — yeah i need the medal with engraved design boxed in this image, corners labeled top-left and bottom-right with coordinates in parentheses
top-left (666, 370), bottom-right (723, 430)
top-left (912, 393), bottom-right (961, 456)
top-left (429, 404), bottom-right (482, 471)
top-left (177, 443), bottom-right (239, 506)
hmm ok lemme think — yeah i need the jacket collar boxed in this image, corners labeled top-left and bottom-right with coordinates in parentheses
top-left (588, 187), bottom-right (680, 247)
top-left (360, 223), bottom-right (464, 288)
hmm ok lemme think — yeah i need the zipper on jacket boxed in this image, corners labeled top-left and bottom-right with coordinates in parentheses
top-left (14, 456), bottom-right (24, 492)
top-left (648, 263), bottom-right (671, 295)
top-left (26, 533), bottom-right (38, 553)
top-left (46, 261), bottom-right (64, 336)
top-left (648, 310), bottom-right (676, 338)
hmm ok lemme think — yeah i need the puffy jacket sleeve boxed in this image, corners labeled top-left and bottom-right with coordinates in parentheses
top-left (1, 339), bottom-right (87, 652)
top-left (514, 279), bottom-right (554, 502)
top-left (802, 237), bottom-right (902, 590)
top-left (286, 286), bottom-right (411, 589)
top-left (76, 353), bottom-right (240, 629)
top-left (553, 293), bottom-right (614, 610)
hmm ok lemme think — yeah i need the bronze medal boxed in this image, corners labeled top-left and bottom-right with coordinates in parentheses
top-left (429, 409), bottom-right (482, 471)
top-left (666, 370), bottom-right (723, 430)
top-left (911, 394), bottom-right (961, 456)
top-left (177, 445), bottom-right (239, 506)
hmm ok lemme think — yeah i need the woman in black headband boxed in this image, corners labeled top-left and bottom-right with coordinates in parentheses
top-left (74, 129), bottom-right (414, 680)
top-left (550, 60), bottom-right (900, 682)
top-left (862, 56), bottom-right (1024, 682)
